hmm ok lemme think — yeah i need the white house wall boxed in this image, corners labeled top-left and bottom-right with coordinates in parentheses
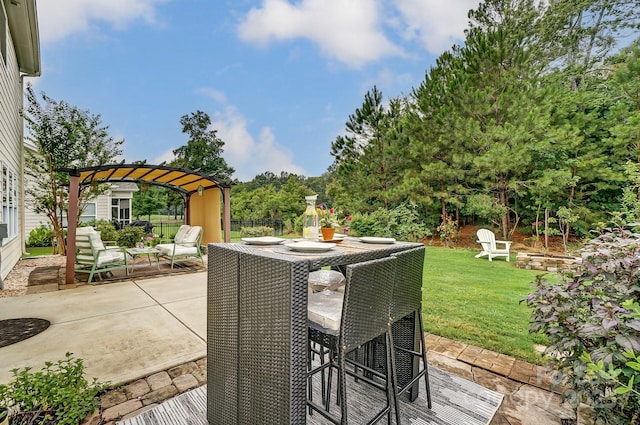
top-left (24, 187), bottom-right (136, 240)
top-left (0, 14), bottom-right (26, 281)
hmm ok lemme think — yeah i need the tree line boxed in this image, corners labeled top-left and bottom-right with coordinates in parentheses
top-left (233, 0), bottom-right (640, 249)
top-left (327, 0), bottom-right (640, 247)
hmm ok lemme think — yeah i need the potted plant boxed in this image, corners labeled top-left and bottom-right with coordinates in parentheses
top-left (316, 204), bottom-right (351, 240)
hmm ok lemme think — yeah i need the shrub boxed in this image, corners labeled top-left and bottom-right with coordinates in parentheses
top-left (241, 226), bottom-right (274, 237)
top-left (349, 203), bottom-right (432, 242)
top-left (436, 214), bottom-right (458, 247)
top-left (27, 225), bottom-right (54, 248)
top-left (85, 220), bottom-right (119, 243)
top-left (525, 226), bottom-right (640, 423)
top-left (116, 226), bottom-right (144, 247)
top-left (0, 352), bottom-right (108, 425)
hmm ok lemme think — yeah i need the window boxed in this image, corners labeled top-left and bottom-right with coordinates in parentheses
top-left (1, 163), bottom-right (17, 240)
top-left (111, 198), bottom-right (130, 228)
top-left (79, 202), bottom-right (96, 223)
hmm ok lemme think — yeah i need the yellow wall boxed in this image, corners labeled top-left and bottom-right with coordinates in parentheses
top-left (189, 189), bottom-right (222, 244)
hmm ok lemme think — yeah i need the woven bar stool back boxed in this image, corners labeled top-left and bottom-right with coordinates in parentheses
top-left (307, 256), bottom-right (398, 425)
top-left (389, 246), bottom-right (432, 423)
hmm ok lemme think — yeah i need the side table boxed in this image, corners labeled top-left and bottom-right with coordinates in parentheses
top-left (125, 247), bottom-right (161, 273)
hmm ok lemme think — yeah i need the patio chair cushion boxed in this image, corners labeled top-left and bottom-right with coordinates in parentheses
top-left (96, 249), bottom-right (126, 265)
top-left (155, 243), bottom-right (198, 256)
top-left (183, 226), bottom-right (202, 244)
top-left (174, 225), bottom-right (191, 244)
top-left (307, 289), bottom-right (344, 334)
top-left (308, 270), bottom-right (346, 292)
top-left (76, 227), bottom-right (105, 250)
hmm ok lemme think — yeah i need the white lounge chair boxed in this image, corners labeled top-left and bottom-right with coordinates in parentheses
top-left (74, 226), bottom-right (128, 283)
top-left (475, 228), bottom-right (512, 261)
top-left (155, 224), bottom-right (204, 269)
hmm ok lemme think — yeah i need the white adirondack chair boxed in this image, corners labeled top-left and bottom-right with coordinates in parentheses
top-left (475, 229), bottom-right (512, 262)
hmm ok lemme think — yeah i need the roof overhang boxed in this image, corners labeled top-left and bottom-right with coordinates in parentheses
top-left (61, 164), bottom-right (233, 196)
top-left (5, 0), bottom-right (40, 76)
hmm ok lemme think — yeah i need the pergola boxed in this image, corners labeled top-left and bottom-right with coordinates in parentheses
top-left (61, 163), bottom-right (232, 285)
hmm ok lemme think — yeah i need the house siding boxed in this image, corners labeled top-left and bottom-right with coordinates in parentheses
top-left (24, 184), bottom-right (137, 242)
top-left (0, 8), bottom-right (26, 281)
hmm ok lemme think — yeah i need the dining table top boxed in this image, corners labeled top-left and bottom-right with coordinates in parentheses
top-left (235, 236), bottom-right (420, 253)
top-left (222, 236), bottom-right (423, 268)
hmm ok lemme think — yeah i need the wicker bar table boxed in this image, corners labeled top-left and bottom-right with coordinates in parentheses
top-left (207, 239), bottom-right (423, 424)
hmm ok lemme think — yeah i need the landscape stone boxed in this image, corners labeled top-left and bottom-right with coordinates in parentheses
top-left (141, 385), bottom-right (178, 405)
top-left (173, 374), bottom-right (199, 392)
top-left (102, 399), bottom-right (143, 421)
top-left (147, 371), bottom-right (172, 391)
top-left (100, 389), bottom-right (127, 409)
top-left (124, 379), bottom-right (150, 399)
top-left (168, 362), bottom-right (198, 378)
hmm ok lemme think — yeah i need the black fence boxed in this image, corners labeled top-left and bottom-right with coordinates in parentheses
top-left (148, 222), bottom-right (182, 239)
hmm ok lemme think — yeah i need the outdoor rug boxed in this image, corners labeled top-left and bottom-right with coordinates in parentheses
top-left (117, 366), bottom-right (503, 425)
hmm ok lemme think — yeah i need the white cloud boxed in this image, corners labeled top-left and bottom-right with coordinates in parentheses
top-left (36, 0), bottom-right (169, 45)
top-left (195, 87), bottom-right (228, 105)
top-left (394, 0), bottom-right (481, 52)
top-left (211, 106), bottom-right (305, 181)
top-left (151, 149), bottom-right (176, 165)
top-left (237, 0), bottom-right (481, 66)
top-left (237, 0), bottom-right (403, 68)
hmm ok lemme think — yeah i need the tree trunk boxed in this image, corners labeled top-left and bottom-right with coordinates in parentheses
top-left (499, 175), bottom-right (509, 240)
top-left (544, 208), bottom-right (549, 250)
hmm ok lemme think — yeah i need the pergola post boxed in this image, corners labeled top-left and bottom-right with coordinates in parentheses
top-left (65, 172), bottom-right (80, 286)
top-left (223, 186), bottom-right (231, 242)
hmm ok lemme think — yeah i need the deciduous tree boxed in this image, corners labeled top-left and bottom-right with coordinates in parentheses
top-left (172, 110), bottom-right (235, 180)
top-left (23, 85), bottom-right (123, 253)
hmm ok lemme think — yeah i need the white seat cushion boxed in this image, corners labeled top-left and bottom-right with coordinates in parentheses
top-left (96, 250), bottom-right (125, 266)
top-left (155, 243), bottom-right (198, 256)
top-left (307, 290), bottom-right (344, 334)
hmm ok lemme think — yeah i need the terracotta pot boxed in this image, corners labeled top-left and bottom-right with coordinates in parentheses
top-left (320, 227), bottom-right (335, 241)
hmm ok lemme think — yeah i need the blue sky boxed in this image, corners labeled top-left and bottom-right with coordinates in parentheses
top-left (29, 0), bottom-right (480, 181)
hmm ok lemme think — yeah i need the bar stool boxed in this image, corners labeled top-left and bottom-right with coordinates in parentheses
top-left (389, 246), bottom-right (431, 424)
top-left (307, 256), bottom-right (398, 424)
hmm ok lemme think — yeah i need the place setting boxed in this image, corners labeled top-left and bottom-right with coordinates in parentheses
top-left (240, 236), bottom-right (287, 245)
top-left (352, 236), bottom-right (398, 246)
top-left (273, 240), bottom-right (345, 256)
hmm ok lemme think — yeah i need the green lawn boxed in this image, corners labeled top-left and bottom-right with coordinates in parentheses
top-left (23, 246), bottom-right (55, 257)
top-left (422, 246), bottom-right (547, 364)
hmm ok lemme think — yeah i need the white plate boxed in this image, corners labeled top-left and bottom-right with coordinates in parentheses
top-left (241, 237), bottom-right (285, 245)
top-left (359, 237), bottom-right (396, 244)
top-left (285, 241), bottom-right (336, 252)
